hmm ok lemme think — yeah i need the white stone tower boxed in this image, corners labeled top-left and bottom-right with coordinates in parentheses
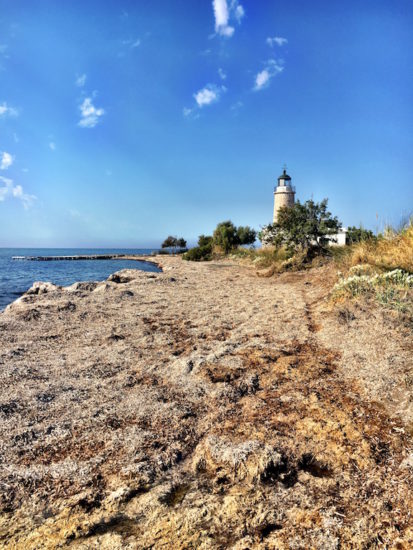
top-left (273, 167), bottom-right (295, 223)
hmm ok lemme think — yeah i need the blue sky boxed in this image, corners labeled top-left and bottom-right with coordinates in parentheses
top-left (0, 0), bottom-right (412, 247)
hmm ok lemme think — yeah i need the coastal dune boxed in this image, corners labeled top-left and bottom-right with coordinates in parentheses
top-left (0, 256), bottom-right (412, 548)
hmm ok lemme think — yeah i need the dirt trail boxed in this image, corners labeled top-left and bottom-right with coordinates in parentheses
top-left (0, 256), bottom-right (412, 548)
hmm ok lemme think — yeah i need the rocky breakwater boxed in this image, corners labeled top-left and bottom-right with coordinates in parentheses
top-left (0, 256), bottom-right (412, 548)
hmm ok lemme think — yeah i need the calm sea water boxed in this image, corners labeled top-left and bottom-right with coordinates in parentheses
top-left (0, 248), bottom-right (161, 311)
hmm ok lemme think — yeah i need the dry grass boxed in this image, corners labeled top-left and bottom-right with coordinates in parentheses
top-left (330, 221), bottom-right (413, 324)
top-left (349, 220), bottom-right (413, 273)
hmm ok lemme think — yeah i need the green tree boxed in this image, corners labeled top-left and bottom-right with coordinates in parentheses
top-left (347, 226), bottom-right (376, 244)
top-left (177, 238), bottom-right (187, 250)
top-left (270, 199), bottom-right (341, 253)
top-left (162, 235), bottom-right (178, 253)
top-left (161, 236), bottom-right (187, 254)
top-left (212, 221), bottom-right (239, 253)
top-left (237, 226), bottom-right (257, 246)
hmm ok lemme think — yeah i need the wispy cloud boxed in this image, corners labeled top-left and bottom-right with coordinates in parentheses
top-left (49, 142), bottom-right (56, 151)
top-left (218, 67), bottom-right (227, 80)
top-left (121, 38), bottom-right (141, 49)
top-left (212, 0), bottom-right (245, 38)
top-left (0, 151), bottom-right (13, 170)
top-left (254, 59), bottom-right (284, 91)
top-left (231, 100), bottom-right (243, 112)
top-left (234, 3), bottom-right (245, 23)
top-left (0, 102), bottom-right (19, 117)
top-left (0, 44), bottom-right (9, 69)
top-left (183, 107), bottom-right (195, 118)
top-left (0, 44), bottom-right (9, 61)
top-left (75, 73), bottom-right (87, 87)
top-left (78, 97), bottom-right (105, 128)
top-left (0, 176), bottom-right (36, 209)
top-left (266, 36), bottom-right (288, 47)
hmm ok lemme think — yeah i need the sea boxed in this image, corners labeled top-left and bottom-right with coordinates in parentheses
top-left (0, 248), bottom-right (161, 311)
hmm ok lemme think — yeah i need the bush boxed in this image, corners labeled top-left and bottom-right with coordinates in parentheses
top-left (198, 235), bottom-right (213, 248)
top-left (182, 234), bottom-right (213, 262)
top-left (347, 226), bottom-right (376, 244)
top-left (183, 245), bottom-right (212, 261)
top-left (183, 222), bottom-right (257, 261)
top-left (333, 268), bottom-right (413, 308)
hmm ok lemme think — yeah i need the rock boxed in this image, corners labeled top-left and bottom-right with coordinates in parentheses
top-left (107, 273), bottom-right (132, 284)
top-left (66, 281), bottom-right (98, 292)
top-left (26, 281), bottom-right (61, 295)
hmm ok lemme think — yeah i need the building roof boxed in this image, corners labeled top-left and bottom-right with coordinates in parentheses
top-left (278, 169), bottom-right (291, 181)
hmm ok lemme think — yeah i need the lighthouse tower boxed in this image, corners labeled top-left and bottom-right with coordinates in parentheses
top-left (273, 167), bottom-right (295, 223)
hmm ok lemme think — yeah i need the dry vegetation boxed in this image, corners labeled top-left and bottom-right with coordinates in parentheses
top-left (0, 250), bottom-right (412, 548)
top-left (349, 222), bottom-right (413, 273)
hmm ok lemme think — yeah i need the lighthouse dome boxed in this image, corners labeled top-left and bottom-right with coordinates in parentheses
top-left (278, 169), bottom-right (291, 182)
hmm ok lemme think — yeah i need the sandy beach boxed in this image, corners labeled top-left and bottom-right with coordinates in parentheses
top-left (0, 256), bottom-right (412, 548)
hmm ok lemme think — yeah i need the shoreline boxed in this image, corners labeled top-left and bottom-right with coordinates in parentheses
top-left (1, 255), bottom-right (163, 313)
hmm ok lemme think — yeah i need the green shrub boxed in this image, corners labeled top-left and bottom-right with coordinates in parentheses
top-left (347, 226), bottom-right (376, 244)
top-left (182, 244), bottom-right (212, 261)
top-left (182, 234), bottom-right (213, 261)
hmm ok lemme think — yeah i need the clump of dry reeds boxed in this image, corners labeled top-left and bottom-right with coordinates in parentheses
top-left (350, 218), bottom-right (413, 273)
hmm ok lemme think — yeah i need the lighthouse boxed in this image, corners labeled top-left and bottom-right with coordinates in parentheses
top-left (273, 167), bottom-right (295, 223)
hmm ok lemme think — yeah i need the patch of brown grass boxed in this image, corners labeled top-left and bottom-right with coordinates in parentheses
top-left (349, 222), bottom-right (413, 273)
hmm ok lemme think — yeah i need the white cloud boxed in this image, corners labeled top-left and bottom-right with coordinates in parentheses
top-left (194, 84), bottom-right (224, 107)
top-left (234, 3), bottom-right (245, 23)
top-left (266, 36), bottom-right (288, 47)
top-left (185, 84), bottom-right (226, 118)
top-left (0, 152), bottom-right (13, 170)
top-left (75, 73), bottom-right (87, 87)
top-left (49, 142), bottom-right (56, 151)
top-left (131, 39), bottom-right (141, 48)
top-left (255, 69), bottom-right (270, 89)
top-left (0, 175), bottom-right (36, 209)
top-left (0, 102), bottom-right (19, 117)
top-left (218, 67), bottom-right (227, 80)
top-left (254, 59), bottom-right (284, 90)
top-left (213, 0), bottom-right (230, 31)
top-left (78, 97), bottom-right (105, 128)
top-left (212, 0), bottom-right (244, 37)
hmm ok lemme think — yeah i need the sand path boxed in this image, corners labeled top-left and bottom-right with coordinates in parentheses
top-left (0, 256), bottom-right (412, 548)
